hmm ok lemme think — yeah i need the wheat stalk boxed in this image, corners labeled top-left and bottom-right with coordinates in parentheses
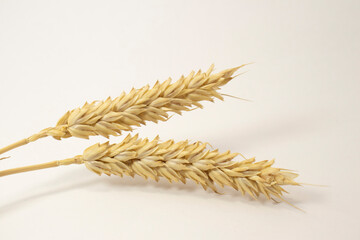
top-left (0, 64), bottom-right (245, 156)
top-left (0, 134), bottom-right (300, 206)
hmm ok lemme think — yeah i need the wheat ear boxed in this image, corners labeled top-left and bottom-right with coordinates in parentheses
top-left (0, 134), bottom-right (300, 205)
top-left (0, 64), bottom-right (245, 156)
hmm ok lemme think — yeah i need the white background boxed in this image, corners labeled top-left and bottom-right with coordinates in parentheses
top-left (1, 1), bottom-right (359, 239)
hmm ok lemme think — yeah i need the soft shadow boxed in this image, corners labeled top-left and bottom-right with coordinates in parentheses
top-left (0, 179), bottom-right (100, 215)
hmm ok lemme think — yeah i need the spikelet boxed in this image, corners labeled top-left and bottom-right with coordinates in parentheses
top-left (0, 64), bottom-right (245, 155)
top-left (82, 134), bottom-right (300, 200)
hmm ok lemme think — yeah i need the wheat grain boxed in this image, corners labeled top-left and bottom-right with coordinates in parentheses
top-left (0, 64), bottom-right (245, 155)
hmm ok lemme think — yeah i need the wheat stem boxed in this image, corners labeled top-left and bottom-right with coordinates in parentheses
top-left (0, 157), bottom-right (81, 177)
top-left (0, 139), bottom-right (29, 155)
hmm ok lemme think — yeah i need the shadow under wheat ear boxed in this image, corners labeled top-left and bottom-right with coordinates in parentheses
top-left (0, 134), bottom-right (301, 209)
top-left (0, 64), bottom-right (246, 156)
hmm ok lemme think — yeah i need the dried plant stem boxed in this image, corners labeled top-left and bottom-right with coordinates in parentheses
top-left (0, 132), bottom-right (47, 156)
top-left (0, 157), bottom-right (81, 177)
top-left (0, 64), bottom-right (245, 157)
top-left (0, 139), bottom-right (29, 155)
top-left (0, 132), bottom-right (47, 155)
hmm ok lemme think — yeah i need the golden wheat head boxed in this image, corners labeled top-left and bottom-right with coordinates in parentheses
top-left (0, 64), bottom-right (245, 155)
top-left (81, 134), bottom-right (299, 201)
